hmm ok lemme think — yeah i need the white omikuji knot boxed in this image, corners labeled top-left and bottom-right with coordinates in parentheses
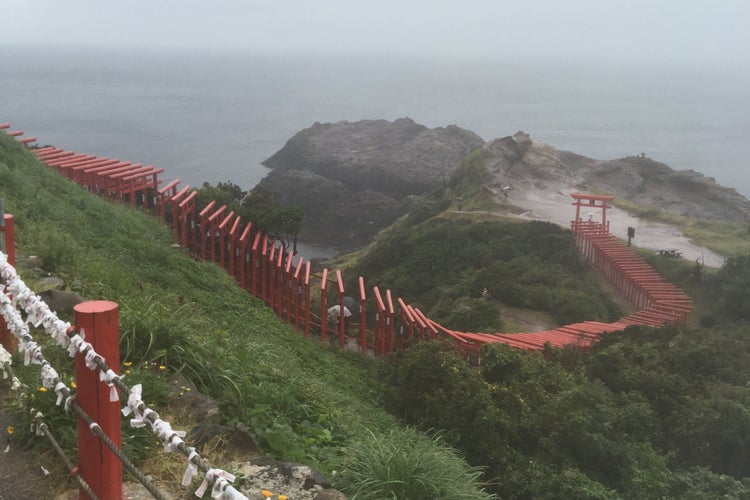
top-left (84, 348), bottom-right (99, 371)
top-left (101, 369), bottom-right (119, 402)
top-left (194, 468), bottom-right (236, 498)
top-left (122, 383), bottom-right (143, 417)
top-left (182, 448), bottom-right (199, 486)
top-left (40, 364), bottom-right (59, 389)
top-left (0, 345), bottom-right (12, 377)
top-left (151, 418), bottom-right (186, 453)
top-left (67, 334), bottom-right (84, 358)
top-left (54, 381), bottom-right (67, 406)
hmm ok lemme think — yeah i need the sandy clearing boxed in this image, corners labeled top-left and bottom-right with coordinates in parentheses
top-left (505, 187), bottom-right (726, 268)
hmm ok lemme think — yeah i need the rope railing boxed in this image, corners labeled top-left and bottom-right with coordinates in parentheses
top-left (32, 416), bottom-right (100, 500)
top-left (1, 344), bottom-right (99, 499)
top-left (1, 251), bottom-right (249, 499)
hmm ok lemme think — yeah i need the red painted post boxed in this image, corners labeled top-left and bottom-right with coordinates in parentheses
top-left (73, 301), bottom-right (122, 500)
top-left (238, 223), bottom-right (252, 289)
top-left (266, 245), bottom-right (279, 314)
top-left (336, 270), bottom-right (346, 350)
top-left (358, 277), bottom-right (367, 354)
top-left (1, 214), bottom-right (15, 267)
top-left (1, 213), bottom-right (16, 353)
top-left (260, 235), bottom-right (269, 304)
top-left (385, 289), bottom-right (395, 354)
top-left (373, 287), bottom-right (386, 355)
top-left (284, 253), bottom-right (294, 322)
top-left (320, 268), bottom-right (329, 344)
top-left (228, 216), bottom-right (241, 279)
top-left (250, 232), bottom-right (262, 296)
top-left (217, 211), bottom-right (234, 270)
top-left (275, 247), bottom-right (284, 316)
top-left (293, 257), bottom-right (305, 328)
top-left (197, 201), bottom-right (216, 262)
top-left (303, 261), bottom-right (311, 337)
top-left (178, 191), bottom-right (197, 251)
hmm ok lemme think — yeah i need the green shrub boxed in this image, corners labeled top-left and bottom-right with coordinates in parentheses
top-left (336, 428), bottom-right (495, 500)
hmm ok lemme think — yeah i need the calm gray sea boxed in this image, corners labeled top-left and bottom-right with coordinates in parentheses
top-left (1, 44), bottom-right (749, 198)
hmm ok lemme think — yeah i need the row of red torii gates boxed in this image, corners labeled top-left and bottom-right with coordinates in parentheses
top-left (3, 125), bottom-right (692, 363)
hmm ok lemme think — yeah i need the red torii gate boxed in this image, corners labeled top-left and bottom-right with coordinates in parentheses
top-left (570, 193), bottom-right (614, 234)
top-left (153, 179), bottom-right (181, 219)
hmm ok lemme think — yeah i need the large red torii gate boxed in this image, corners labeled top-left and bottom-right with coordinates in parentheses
top-left (570, 192), bottom-right (614, 233)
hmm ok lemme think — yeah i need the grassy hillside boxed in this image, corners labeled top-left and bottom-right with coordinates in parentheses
top-left (333, 174), bottom-right (622, 333)
top-left (0, 134), bottom-right (494, 498)
top-left (611, 197), bottom-right (750, 257)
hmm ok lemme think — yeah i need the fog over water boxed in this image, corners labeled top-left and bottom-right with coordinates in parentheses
top-left (1, 1), bottom-right (749, 197)
top-left (2, 45), bottom-right (748, 199)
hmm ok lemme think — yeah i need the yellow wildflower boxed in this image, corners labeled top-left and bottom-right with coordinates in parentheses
top-left (279, 495), bottom-right (288, 500)
top-left (123, 361), bottom-right (133, 367)
top-left (125, 369), bottom-right (132, 375)
top-left (38, 386), bottom-right (47, 393)
top-left (158, 365), bottom-right (166, 372)
top-left (6, 425), bottom-right (14, 435)
top-left (261, 491), bottom-right (273, 498)
top-left (70, 381), bottom-right (77, 389)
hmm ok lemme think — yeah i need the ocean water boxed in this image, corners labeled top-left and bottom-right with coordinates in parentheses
top-left (1, 44), bottom-right (749, 199)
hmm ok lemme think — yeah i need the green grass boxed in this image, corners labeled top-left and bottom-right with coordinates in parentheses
top-left (611, 197), bottom-right (750, 257)
top-left (336, 428), bottom-right (495, 500)
top-left (0, 134), bottom-right (495, 498)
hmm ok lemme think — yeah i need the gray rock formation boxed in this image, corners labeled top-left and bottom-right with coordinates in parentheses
top-left (483, 133), bottom-right (750, 222)
top-left (259, 118), bottom-right (484, 250)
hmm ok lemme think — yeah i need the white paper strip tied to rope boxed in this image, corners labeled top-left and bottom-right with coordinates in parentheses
top-left (0, 290), bottom-right (30, 342)
top-left (182, 449), bottom-right (199, 487)
top-left (0, 345), bottom-right (11, 376)
top-left (100, 368), bottom-right (120, 402)
top-left (20, 339), bottom-right (41, 366)
top-left (0, 252), bottom-right (73, 351)
top-left (30, 411), bottom-right (45, 436)
top-left (0, 345), bottom-right (21, 390)
top-left (194, 468), bottom-right (236, 498)
top-left (40, 363), bottom-right (59, 390)
top-left (151, 418), bottom-right (186, 453)
top-left (122, 383), bottom-right (154, 428)
top-left (66, 333), bottom-right (86, 358)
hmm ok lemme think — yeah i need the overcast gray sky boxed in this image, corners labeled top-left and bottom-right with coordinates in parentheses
top-left (2, 1), bottom-right (749, 66)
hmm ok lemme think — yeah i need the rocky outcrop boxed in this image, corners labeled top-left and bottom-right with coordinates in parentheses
top-left (483, 133), bottom-right (750, 222)
top-left (585, 157), bottom-right (750, 221)
top-left (259, 118), bottom-right (484, 250)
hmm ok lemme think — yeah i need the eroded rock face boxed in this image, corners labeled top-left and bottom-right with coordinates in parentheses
top-left (483, 133), bottom-right (750, 222)
top-left (259, 118), bottom-right (484, 250)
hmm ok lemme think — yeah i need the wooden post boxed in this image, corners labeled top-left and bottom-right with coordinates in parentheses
top-left (358, 277), bottom-right (367, 354)
top-left (73, 301), bottom-right (122, 500)
top-left (1, 213), bottom-right (16, 353)
top-left (303, 261), bottom-right (311, 337)
top-left (1, 213), bottom-right (15, 267)
top-left (320, 268), bottom-right (328, 344)
top-left (336, 270), bottom-right (346, 350)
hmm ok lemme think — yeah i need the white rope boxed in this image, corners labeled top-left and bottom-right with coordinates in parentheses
top-left (1, 251), bottom-right (249, 499)
top-left (0, 344), bottom-right (21, 390)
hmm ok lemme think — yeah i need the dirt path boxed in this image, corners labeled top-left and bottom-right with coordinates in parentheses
top-left (0, 401), bottom-right (54, 499)
top-left (502, 187), bottom-right (726, 268)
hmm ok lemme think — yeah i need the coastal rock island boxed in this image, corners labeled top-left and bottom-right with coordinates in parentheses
top-left (259, 117), bottom-right (484, 250)
top-left (259, 122), bottom-right (749, 253)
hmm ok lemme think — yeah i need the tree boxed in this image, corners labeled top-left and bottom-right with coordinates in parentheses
top-left (716, 254), bottom-right (750, 321)
top-left (194, 181), bottom-right (247, 215)
top-left (242, 185), bottom-right (304, 253)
